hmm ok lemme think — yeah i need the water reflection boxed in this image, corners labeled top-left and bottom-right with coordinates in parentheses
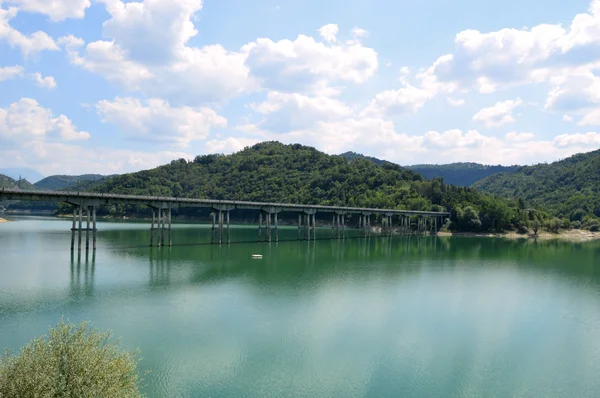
top-left (149, 248), bottom-right (172, 288)
top-left (69, 250), bottom-right (95, 298)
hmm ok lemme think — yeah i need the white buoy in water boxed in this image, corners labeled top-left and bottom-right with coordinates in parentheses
top-left (251, 254), bottom-right (263, 259)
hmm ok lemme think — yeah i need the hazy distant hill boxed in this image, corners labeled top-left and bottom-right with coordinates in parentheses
top-left (339, 152), bottom-right (518, 187)
top-left (473, 149), bottom-right (600, 221)
top-left (34, 174), bottom-right (108, 191)
top-left (408, 163), bottom-right (519, 187)
top-left (0, 168), bottom-right (44, 184)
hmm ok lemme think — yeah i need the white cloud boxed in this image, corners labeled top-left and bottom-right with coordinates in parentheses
top-left (473, 98), bottom-right (523, 128)
top-left (205, 137), bottom-right (261, 154)
top-left (243, 33), bottom-right (378, 95)
top-left (399, 66), bottom-right (410, 75)
top-left (0, 6), bottom-right (59, 57)
top-left (95, 97), bottom-right (227, 148)
top-left (100, 0), bottom-right (203, 64)
top-left (423, 129), bottom-right (489, 148)
top-left (0, 98), bottom-right (90, 144)
top-left (352, 27), bottom-right (368, 39)
top-left (7, 0), bottom-right (91, 21)
top-left (505, 132), bottom-right (535, 141)
top-left (447, 97), bottom-right (465, 106)
top-left (318, 24), bottom-right (339, 43)
top-left (30, 72), bottom-right (56, 89)
top-left (362, 84), bottom-right (435, 117)
top-left (554, 131), bottom-right (600, 147)
top-left (0, 65), bottom-right (23, 81)
top-left (563, 114), bottom-right (574, 122)
top-left (250, 91), bottom-right (352, 132)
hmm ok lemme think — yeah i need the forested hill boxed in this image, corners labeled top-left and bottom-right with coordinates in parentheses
top-left (339, 151), bottom-right (386, 165)
top-left (473, 149), bottom-right (600, 222)
top-left (407, 163), bottom-right (519, 186)
top-left (34, 174), bottom-right (109, 190)
top-left (0, 174), bottom-right (33, 190)
top-left (87, 142), bottom-right (532, 233)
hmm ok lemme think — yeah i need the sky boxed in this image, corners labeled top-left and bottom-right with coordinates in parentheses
top-left (2, 0), bottom-right (600, 176)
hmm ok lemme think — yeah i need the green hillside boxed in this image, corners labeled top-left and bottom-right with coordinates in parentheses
top-left (0, 174), bottom-right (33, 190)
top-left (82, 142), bottom-right (532, 233)
top-left (408, 163), bottom-right (519, 187)
top-left (34, 174), bottom-right (108, 190)
top-left (473, 149), bottom-right (600, 225)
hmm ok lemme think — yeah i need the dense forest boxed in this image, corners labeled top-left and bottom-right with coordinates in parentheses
top-left (473, 149), bottom-right (600, 230)
top-left (62, 142), bottom-right (542, 233)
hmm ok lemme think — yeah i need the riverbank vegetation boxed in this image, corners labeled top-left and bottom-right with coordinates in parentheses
top-left (0, 320), bottom-right (143, 397)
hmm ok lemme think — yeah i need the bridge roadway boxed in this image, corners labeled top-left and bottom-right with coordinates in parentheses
top-left (0, 188), bottom-right (450, 251)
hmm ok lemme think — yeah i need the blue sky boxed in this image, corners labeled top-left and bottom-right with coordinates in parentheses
top-left (1, 0), bottom-right (600, 176)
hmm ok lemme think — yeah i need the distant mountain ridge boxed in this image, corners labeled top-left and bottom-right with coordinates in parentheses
top-left (34, 174), bottom-right (108, 191)
top-left (0, 168), bottom-right (44, 184)
top-left (407, 163), bottom-right (519, 187)
top-left (338, 152), bottom-right (518, 187)
top-left (0, 174), bottom-right (33, 190)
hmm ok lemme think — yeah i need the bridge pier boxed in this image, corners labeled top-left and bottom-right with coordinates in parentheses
top-left (71, 207), bottom-right (77, 251)
top-left (259, 211), bottom-right (263, 242)
top-left (298, 213), bottom-right (302, 240)
top-left (274, 212), bottom-right (278, 242)
top-left (85, 207), bottom-right (90, 251)
top-left (93, 206), bottom-right (97, 250)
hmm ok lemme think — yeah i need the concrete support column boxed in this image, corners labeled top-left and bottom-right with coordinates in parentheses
top-left (85, 206), bottom-right (90, 251)
top-left (168, 208), bottom-right (172, 246)
top-left (337, 214), bottom-right (341, 239)
top-left (212, 211), bottom-right (216, 244)
top-left (312, 214), bottom-right (316, 240)
top-left (78, 205), bottom-right (83, 251)
top-left (227, 210), bottom-right (231, 244)
top-left (258, 212), bottom-right (263, 242)
top-left (151, 208), bottom-right (155, 246)
top-left (266, 212), bottom-right (271, 242)
top-left (298, 213), bottom-right (302, 240)
top-left (218, 210), bottom-right (223, 245)
top-left (158, 208), bottom-right (164, 246)
top-left (274, 212), bottom-right (278, 242)
top-left (71, 207), bottom-right (77, 251)
top-left (341, 214), bottom-right (345, 239)
top-left (93, 206), bottom-right (97, 251)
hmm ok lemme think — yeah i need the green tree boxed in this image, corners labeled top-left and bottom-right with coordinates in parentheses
top-left (0, 320), bottom-right (143, 397)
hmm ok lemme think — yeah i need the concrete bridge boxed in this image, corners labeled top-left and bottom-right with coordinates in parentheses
top-left (0, 188), bottom-right (450, 251)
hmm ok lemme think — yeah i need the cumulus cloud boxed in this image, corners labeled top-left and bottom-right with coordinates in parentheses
top-left (473, 98), bottom-right (523, 128)
top-left (563, 114), bottom-right (574, 122)
top-left (318, 24), bottom-right (339, 43)
top-left (250, 91), bottom-right (352, 132)
top-left (205, 137), bottom-right (261, 154)
top-left (0, 98), bottom-right (90, 144)
top-left (554, 131), bottom-right (600, 147)
top-left (0, 6), bottom-right (59, 57)
top-left (30, 72), bottom-right (56, 89)
top-left (95, 97), bottom-right (227, 148)
top-left (505, 132), bottom-right (535, 141)
top-left (0, 65), bottom-right (23, 81)
top-left (362, 84), bottom-right (434, 117)
top-left (100, 0), bottom-right (203, 64)
top-left (243, 33), bottom-right (378, 95)
top-left (6, 0), bottom-right (90, 21)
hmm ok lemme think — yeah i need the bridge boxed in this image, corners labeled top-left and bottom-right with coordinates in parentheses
top-left (0, 188), bottom-right (450, 251)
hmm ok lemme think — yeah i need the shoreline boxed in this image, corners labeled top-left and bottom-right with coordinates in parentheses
top-left (437, 230), bottom-right (600, 242)
top-left (0, 217), bottom-right (9, 223)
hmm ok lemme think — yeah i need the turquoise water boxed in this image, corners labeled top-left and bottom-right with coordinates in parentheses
top-left (1, 216), bottom-right (600, 397)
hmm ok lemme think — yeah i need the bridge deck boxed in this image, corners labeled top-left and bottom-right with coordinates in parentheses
top-left (0, 188), bottom-right (450, 216)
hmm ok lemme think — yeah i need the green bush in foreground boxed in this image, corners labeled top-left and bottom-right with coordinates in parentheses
top-left (0, 320), bottom-right (143, 398)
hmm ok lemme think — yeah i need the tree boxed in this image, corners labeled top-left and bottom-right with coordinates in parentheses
top-left (0, 320), bottom-right (143, 397)
top-left (531, 220), bottom-right (541, 236)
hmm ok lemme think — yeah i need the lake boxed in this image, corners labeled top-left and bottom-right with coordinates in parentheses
top-left (1, 216), bottom-right (600, 397)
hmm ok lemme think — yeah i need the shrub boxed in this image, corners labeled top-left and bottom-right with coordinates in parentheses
top-left (0, 320), bottom-right (143, 398)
